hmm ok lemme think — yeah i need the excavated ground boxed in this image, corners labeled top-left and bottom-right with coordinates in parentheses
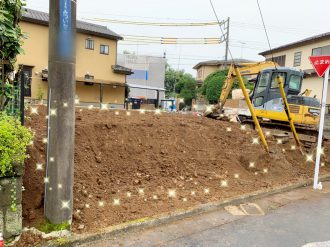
top-left (22, 106), bottom-right (330, 233)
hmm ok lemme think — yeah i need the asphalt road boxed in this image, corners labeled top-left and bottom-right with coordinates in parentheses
top-left (79, 182), bottom-right (330, 247)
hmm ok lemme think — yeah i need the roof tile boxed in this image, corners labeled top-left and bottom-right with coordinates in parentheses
top-left (22, 8), bottom-right (122, 40)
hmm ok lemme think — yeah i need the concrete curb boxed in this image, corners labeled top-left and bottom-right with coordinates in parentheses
top-left (46, 174), bottom-right (330, 247)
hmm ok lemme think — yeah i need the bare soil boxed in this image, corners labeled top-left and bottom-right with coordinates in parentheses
top-left (23, 106), bottom-right (330, 233)
top-left (13, 231), bottom-right (51, 247)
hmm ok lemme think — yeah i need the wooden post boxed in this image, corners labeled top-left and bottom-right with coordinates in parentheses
top-left (44, 0), bottom-right (76, 224)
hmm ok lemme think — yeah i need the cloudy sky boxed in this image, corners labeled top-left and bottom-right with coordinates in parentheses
top-left (26, 0), bottom-right (329, 75)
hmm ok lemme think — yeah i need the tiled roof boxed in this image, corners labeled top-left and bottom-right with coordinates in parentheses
top-left (21, 8), bottom-right (122, 40)
top-left (193, 59), bottom-right (254, 70)
top-left (259, 32), bottom-right (330, 56)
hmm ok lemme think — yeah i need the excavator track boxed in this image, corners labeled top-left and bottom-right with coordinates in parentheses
top-left (240, 118), bottom-right (319, 138)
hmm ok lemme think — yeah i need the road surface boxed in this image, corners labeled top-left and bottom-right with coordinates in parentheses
top-left (79, 181), bottom-right (330, 247)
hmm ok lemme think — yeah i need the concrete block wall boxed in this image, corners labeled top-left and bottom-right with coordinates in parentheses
top-left (0, 177), bottom-right (23, 238)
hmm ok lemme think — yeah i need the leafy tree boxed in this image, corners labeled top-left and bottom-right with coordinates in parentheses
top-left (201, 69), bottom-right (254, 104)
top-left (204, 70), bottom-right (228, 104)
top-left (0, 0), bottom-right (26, 111)
top-left (164, 65), bottom-right (196, 105)
top-left (180, 79), bottom-right (196, 106)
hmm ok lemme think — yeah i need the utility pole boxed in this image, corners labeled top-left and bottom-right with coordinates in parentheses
top-left (45, 0), bottom-right (76, 224)
top-left (224, 17), bottom-right (230, 65)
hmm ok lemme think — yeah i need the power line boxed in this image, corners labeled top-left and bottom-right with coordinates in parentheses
top-left (256, 0), bottom-right (276, 67)
top-left (120, 35), bottom-right (226, 45)
top-left (83, 17), bottom-right (223, 27)
top-left (209, 0), bottom-right (233, 63)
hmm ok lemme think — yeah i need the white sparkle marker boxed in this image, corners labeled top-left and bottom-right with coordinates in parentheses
top-left (168, 189), bottom-right (176, 198)
top-left (31, 107), bottom-right (38, 115)
top-left (206, 105), bottom-right (213, 113)
top-left (36, 163), bottom-right (43, 170)
top-left (50, 109), bottom-right (57, 116)
top-left (249, 162), bottom-right (255, 168)
top-left (306, 154), bottom-right (314, 163)
top-left (138, 188), bottom-right (144, 195)
top-left (61, 201), bottom-right (70, 210)
top-left (220, 180), bottom-right (228, 187)
top-left (113, 199), bottom-right (120, 206)
top-left (101, 104), bottom-right (108, 110)
top-left (252, 138), bottom-right (259, 144)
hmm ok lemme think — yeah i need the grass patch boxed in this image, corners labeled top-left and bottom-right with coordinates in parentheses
top-left (38, 219), bottom-right (70, 233)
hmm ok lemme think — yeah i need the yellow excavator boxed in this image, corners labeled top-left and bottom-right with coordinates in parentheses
top-left (206, 61), bottom-right (321, 152)
top-left (208, 61), bottom-right (320, 129)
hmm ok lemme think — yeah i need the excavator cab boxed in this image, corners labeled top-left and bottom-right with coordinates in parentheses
top-left (251, 68), bottom-right (303, 109)
top-left (248, 67), bottom-right (320, 125)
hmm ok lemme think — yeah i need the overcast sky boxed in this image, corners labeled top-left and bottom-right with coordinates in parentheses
top-left (26, 0), bottom-right (329, 75)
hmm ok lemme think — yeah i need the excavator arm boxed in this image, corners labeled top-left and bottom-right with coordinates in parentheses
top-left (216, 61), bottom-right (278, 113)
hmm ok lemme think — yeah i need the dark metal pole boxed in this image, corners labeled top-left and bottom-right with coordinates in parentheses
top-left (45, 0), bottom-right (76, 224)
top-left (156, 90), bottom-right (160, 109)
top-left (19, 67), bottom-right (25, 125)
top-left (100, 83), bottom-right (103, 107)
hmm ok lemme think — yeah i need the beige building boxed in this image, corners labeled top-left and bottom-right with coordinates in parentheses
top-left (193, 59), bottom-right (253, 86)
top-left (259, 32), bottom-right (330, 105)
top-left (17, 8), bottom-right (132, 107)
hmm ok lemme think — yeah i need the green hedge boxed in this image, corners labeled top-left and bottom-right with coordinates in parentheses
top-left (0, 114), bottom-right (33, 177)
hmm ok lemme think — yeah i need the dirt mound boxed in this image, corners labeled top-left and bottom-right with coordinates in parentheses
top-left (13, 231), bottom-right (51, 247)
top-left (23, 107), bottom-right (330, 233)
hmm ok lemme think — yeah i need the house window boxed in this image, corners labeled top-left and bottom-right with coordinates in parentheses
top-left (85, 39), bottom-right (94, 50)
top-left (312, 45), bottom-right (330, 56)
top-left (266, 55), bottom-right (286, 66)
top-left (293, 52), bottom-right (302, 67)
top-left (100, 45), bottom-right (109, 55)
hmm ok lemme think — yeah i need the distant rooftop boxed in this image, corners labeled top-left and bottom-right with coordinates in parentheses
top-left (260, 32), bottom-right (330, 56)
top-left (21, 8), bottom-right (122, 40)
top-left (193, 59), bottom-right (254, 70)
